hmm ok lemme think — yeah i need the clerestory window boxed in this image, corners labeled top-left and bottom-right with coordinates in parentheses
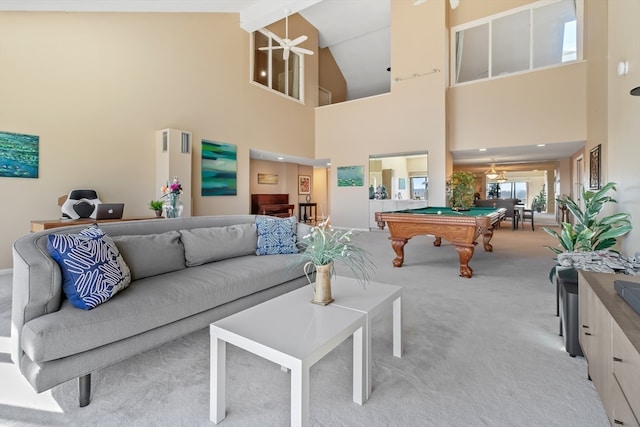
top-left (253, 29), bottom-right (304, 102)
top-left (451, 0), bottom-right (581, 85)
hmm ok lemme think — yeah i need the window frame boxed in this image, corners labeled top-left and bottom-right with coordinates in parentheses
top-left (450, 0), bottom-right (583, 87)
top-left (251, 29), bottom-right (306, 104)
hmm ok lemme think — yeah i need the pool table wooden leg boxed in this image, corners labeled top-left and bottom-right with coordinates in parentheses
top-left (454, 245), bottom-right (474, 278)
top-left (390, 238), bottom-right (408, 267)
top-left (482, 227), bottom-right (494, 252)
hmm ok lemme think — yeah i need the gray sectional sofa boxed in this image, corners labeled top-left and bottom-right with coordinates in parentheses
top-left (11, 215), bottom-right (310, 406)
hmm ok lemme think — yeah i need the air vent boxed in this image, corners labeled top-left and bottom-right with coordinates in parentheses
top-left (162, 131), bottom-right (168, 152)
top-left (181, 132), bottom-right (190, 154)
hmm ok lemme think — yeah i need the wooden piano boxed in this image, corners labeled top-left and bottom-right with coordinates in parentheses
top-left (251, 194), bottom-right (294, 218)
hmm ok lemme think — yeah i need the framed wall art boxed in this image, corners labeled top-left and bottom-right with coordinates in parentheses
top-left (258, 173), bottom-right (278, 184)
top-left (589, 144), bottom-right (601, 190)
top-left (298, 175), bottom-right (311, 194)
top-left (201, 140), bottom-right (237, 196)
top-left (337, 165), bottom-right (364, 187)
top-left (0, 131), bottom-right (39, 178)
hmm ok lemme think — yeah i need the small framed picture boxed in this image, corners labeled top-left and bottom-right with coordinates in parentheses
top-left (589, 144), bottom-right (601, 190)
top-left (298, 175), bottom-right (311, 194)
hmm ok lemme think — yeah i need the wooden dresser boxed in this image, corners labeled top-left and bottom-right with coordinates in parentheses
top-left (250, 194), bottom-right (294, 218)
top-left (578, 271), bottom-right (640, 426)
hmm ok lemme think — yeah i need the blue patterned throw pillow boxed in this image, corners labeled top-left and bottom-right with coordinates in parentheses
top-left (47, 225), bottom-right (131, 310)
top-left (256, 216), bottom-right (298, 255)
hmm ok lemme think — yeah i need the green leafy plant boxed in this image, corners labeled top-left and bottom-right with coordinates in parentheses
top-left (149, 200), bottom-right (164, 211)
top-left (447, 171), bottom-right (476, 210)
top-left (532, 185), bottom-right (547, 212)
top-left (296, 218), bottom-right (375, 286)
top-left (543, 182), bottom-right (632, 254)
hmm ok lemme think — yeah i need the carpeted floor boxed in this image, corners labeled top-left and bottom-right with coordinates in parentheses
top-left (0, 215), bottom-right (610, 426)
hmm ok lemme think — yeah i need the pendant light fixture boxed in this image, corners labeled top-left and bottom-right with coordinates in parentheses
top-left (485, 160), bottom-right (499, 180)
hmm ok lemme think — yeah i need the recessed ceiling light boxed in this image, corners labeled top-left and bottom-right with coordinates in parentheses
top-left (277, 157), bottom-right (284, 160)
top-left (479, 148), bottom-right (487, 152)
top-left (537, 144), bottom-right (546, 147)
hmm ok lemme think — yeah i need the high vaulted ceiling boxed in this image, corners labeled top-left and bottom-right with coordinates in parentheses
top-left (2, 0), bottom-right (392, 101)
top-left (2, 0), bottom-right (586, 167)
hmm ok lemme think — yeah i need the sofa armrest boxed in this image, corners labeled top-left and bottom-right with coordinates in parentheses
top-left (11, 235), bottom-right (64, 364)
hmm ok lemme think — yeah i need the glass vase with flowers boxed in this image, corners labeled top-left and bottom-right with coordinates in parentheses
top-left (161, 177), bottom-right (184, 218)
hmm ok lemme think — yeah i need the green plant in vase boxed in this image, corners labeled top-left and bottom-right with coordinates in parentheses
top-left (543, 182), bottom-right (632, 281)
top-left (296, 218), bottom-right (375, 305)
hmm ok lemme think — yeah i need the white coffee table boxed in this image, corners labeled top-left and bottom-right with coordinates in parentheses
top-left (210, 289), bottom-right (367, 427)
top-left (329, 276), bottom-right (403, 398)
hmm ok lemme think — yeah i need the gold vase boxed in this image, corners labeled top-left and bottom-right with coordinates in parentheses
top-left (304, 261), bottom-right (334, 305)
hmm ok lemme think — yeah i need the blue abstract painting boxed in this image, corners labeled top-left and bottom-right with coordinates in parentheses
top-left (0, 131), bottom-right (39, 178)
top-left (201, 140), bottom-right (237, 196)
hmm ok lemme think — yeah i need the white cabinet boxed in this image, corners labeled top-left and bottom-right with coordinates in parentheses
top-left (579, 271), bottom-right (640, 426)
top-left (156, 128), bottom-right (192, 217)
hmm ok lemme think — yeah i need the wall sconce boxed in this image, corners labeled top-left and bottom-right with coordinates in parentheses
top-left (617, 61), bottom-right (629, 76)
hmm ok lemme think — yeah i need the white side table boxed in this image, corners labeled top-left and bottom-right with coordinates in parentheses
top-left (330, 276), bottom-right (403, 398)
top-left (210, 289), bottom-right (366, 427)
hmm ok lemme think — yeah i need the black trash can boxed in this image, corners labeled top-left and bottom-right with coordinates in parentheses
top-left (557, 268), bottom-right (583, 357)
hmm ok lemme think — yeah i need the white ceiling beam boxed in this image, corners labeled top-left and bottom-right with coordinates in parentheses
top-left (239, 0), bottom-right (324, 32)
top-left (0, 0), bottom-right (253, 13)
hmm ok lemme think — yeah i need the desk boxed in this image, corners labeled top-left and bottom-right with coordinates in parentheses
top-left (298, 202), bottom-right (317, 223)
top-left (30, 217), bottom-right (158, 232)
top-left (375, 206), bottom-right (505, 278)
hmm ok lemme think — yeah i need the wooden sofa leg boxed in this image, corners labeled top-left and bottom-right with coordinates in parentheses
top-left (79, 374), bottom-right (91, 407)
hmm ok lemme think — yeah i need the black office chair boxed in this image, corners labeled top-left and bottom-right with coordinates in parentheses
top-left (61, 189), bottom-right (101, 219)
top-left (521, 208), bottom-right (534, 231)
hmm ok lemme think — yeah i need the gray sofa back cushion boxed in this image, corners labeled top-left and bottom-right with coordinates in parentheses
top-left (180, 223), bottom-right (258, 267)
top-left (112, 231), bottom-right (186, 280)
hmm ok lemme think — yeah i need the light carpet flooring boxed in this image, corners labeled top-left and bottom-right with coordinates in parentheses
top-left (0, 215), bottom-right (610, 426)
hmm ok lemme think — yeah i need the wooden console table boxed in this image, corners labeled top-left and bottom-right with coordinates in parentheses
top-left (298, 202), bottom-right (317, 224)
top-left (31, 217), bottom-right (158, 232)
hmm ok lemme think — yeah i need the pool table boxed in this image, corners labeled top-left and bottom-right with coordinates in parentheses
top-left (375, 206), bottom-right (506, 278)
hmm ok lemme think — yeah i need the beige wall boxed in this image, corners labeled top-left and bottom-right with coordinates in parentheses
top-left (448, 63), bottom-right (588, 152)
top-left (606, 0), bottom-right (640, 256)
top-left (319, 48), bottom-right (347, 104)
top-left (0, 12), bottom-right (318, 268)
top-left (315, 0), bottom-right (448, 230)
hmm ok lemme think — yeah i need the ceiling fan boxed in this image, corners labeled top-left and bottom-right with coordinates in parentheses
top-left (413, 0), bottom-right (460, 9)
top-left (259, 10), bottom-right (314, 61)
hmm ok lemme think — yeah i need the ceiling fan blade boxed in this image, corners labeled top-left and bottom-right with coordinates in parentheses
top-left (291, 46), bottom-right (314, 56)
top-left (259, 46), bottom-right (284, 51)
top-left (264, 29), bottom-right (285, 46)
top-left (289, 35), bottom-right (307, 47)
top-left (283, 48), bottom-right (290, 61)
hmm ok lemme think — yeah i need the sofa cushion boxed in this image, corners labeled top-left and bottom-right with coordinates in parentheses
top-left (21, 253), bottom-right (304, 363)
top-left (112, 231), bottom-right (186, 280)
top-left (256, 216), bottom-right (298, 255)
top-left (46, 225), bottom-right (131, 310)
top-left (180, 224), bottom-right (257, 267)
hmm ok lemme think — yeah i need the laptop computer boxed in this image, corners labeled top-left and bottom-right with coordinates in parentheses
top-left (95, 203), bottom-right (125, 220)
